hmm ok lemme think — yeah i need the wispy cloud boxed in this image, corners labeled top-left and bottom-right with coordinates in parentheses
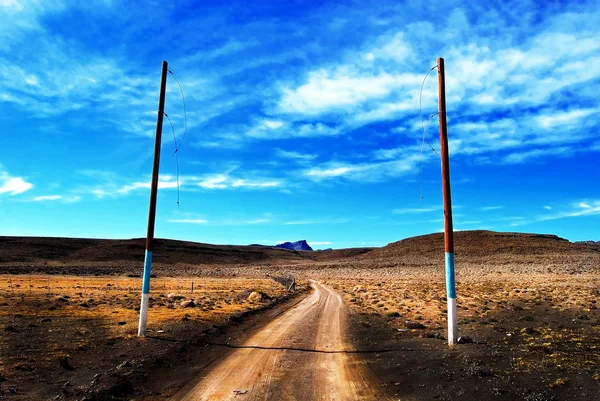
top-left (32, 195), bottom-right (82, 203)
top-left (536, 108), bottom-right (598, 128)
top-left (283, 218), bottom-right (347, 225)
top-left (166, 211), bottom-right (274, 226)
top-left (243, 219), bottom-right (270, 224)
top-left (0, 171), bottom-right (33, 195)
top-left (167, 219), bottom-right (207, 224)
top-left (275, 149), bottom-right (317, 161)
top-left (196, 174), bottom-right (282, 190)
top-left (92, 176), bottom-right (180, 198)
top-left (510, 200), bottom-right (600, 226)
top-left (479, 206), bottom-right (503, 211)
top-left (302, 153), bottom-right (423, 183)
top-left (34, 195), bottom-right (62, 201)
top-left (311, 241), bottom-right (332, 245)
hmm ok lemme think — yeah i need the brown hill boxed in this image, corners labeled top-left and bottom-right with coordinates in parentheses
top-left (1, 231), bottom-right (598, 277)
top-left (299, 248), bottom-right (375, 261)
top-left (0, 236), bottom-right (310, 275)
top-left (357, 230), bottom-right (600, 271)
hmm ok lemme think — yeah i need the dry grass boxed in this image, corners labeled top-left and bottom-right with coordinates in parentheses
top-left (0, 274), bottom-right (299, 399)
top-left (327, 273), bottom-right (600, 380)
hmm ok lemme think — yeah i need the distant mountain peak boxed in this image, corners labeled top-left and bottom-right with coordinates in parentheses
top-left (275, 240), bottom-right (313, 251)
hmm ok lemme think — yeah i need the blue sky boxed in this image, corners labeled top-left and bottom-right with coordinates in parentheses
top-left (1, 0), bottom-right (599, 249)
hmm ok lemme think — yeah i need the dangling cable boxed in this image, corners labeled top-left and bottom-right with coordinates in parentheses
top-left (418, 65), bottom-right (440, 204)
top-left (167, 69), bottom-right (187, 154)
top-left (163, 112), bottom-right (180, 207)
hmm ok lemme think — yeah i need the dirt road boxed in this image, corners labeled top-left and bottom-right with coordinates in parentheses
top-left (173, 281), bottom-right (393, 401)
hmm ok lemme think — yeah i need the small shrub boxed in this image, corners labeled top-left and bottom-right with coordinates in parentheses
top-left (548, 377), bottom-right (569, 388)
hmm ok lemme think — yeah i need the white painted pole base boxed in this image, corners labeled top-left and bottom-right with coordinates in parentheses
top-left (138, 293), bottom-right (150, 336)
top-left (447, 297), bottom-right (457, 344)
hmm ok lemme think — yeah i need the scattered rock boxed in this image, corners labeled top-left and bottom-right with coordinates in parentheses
top-left (466, 363), bottom-right (493, 377)
top-left (59, 356), bottom-right (74, 371)
top-left (386, 311), bottom-right (401, 318)
top-left (236, 288), bottom-right (256, 301)
top-left (458, 336), bottom-right (474, 344)
top-left (40, 318), bottom-right (52, 323)
top-left (406, 322), bottom-right (426, 330)
top-left (115, 360), bottom-right (132, 370)
top-left (181, 300), bottom-right (196, 308)
top-left (107, 377), bottom-right (134, 398)
top-left (168, 293), bottom-right (185, 301)
top-left (14, 364), bottom-right (35, 372)
top-left (523, 389), bottom-right (557, 401)
top-left (4, 325), bottom-right (17, 332)
top-left (420, 332), bottom-right (445, 340)
top-left (117, 321), bottom-right (126, 326)
top-left (228, 314), bottom-right (243, 324)
top-left (247, 291), bottom-right (263, 303)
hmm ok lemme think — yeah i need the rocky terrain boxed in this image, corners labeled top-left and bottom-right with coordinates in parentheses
top-left (0, 230), bottom-right (599, 400)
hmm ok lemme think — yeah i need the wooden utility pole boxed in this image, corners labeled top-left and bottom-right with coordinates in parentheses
top-left (138, 60), bottom-right (168, 336)
top-left (437, 57), bottom-right (457, 345)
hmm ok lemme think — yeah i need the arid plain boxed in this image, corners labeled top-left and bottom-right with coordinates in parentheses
top-left (1, 231), bottom-right (599, 400)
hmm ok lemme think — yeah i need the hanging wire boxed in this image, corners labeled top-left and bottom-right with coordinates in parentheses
top-left (167, 69), bottom-right (187, 154)
top-left (163, 112), bottom-right (180, 207)
top-left (419, 65), bottom-right (439, 156)
top-left (419, 112), bottom-right (440, 204)
top-left (418, 65), bottom-right (440, 204)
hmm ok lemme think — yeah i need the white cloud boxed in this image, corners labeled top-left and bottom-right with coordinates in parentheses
top-left (91, 176), bottom-right (180, 198)
top-left (278, 68), bottom-right (420, 115)
top-left (246, 120), bottom-right (342, 139)
top-left (196, 174), bottom-right (283, 190)
top-left (304, 166), bottom-right (352, 179)
top-left (479, 206), bottom-right (503, 211)
top-left (370, 32), bottom-right (411, 62)
top-left (284, 220), bottom-right (312, 225)
top-left (510, 199), bottom-right (600, 226)
top-left (32, 194), bottom-right (82, 203)
top-left (197, 175), bottom-right (228, 189)
top-left (275, 149), bottom-right (317, 160)
top-left (544, 206), bottom-right (552, 210)
top-left (303, 153), bottom-right (423, 183)
top-left (167, 219), bottom-right (207, 224)
top-left (244, 219), bottom-right (270, 224)
top-left (0, 172), bottom-right (33, 195)
top-left (537, 108), bottom-right (598, 129)
top-left (502, 147), bottom-right (572, 164)
top-left (34, 195), bottom-right (62, 201)
top-left (264, 120), bottom-right (284, 129)
top-left (296, 123), bottom-right (342, 137)
top-left (284, 218), bottom-right (347, 225)
top-left (231, 179), bottom-right (280, 188)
